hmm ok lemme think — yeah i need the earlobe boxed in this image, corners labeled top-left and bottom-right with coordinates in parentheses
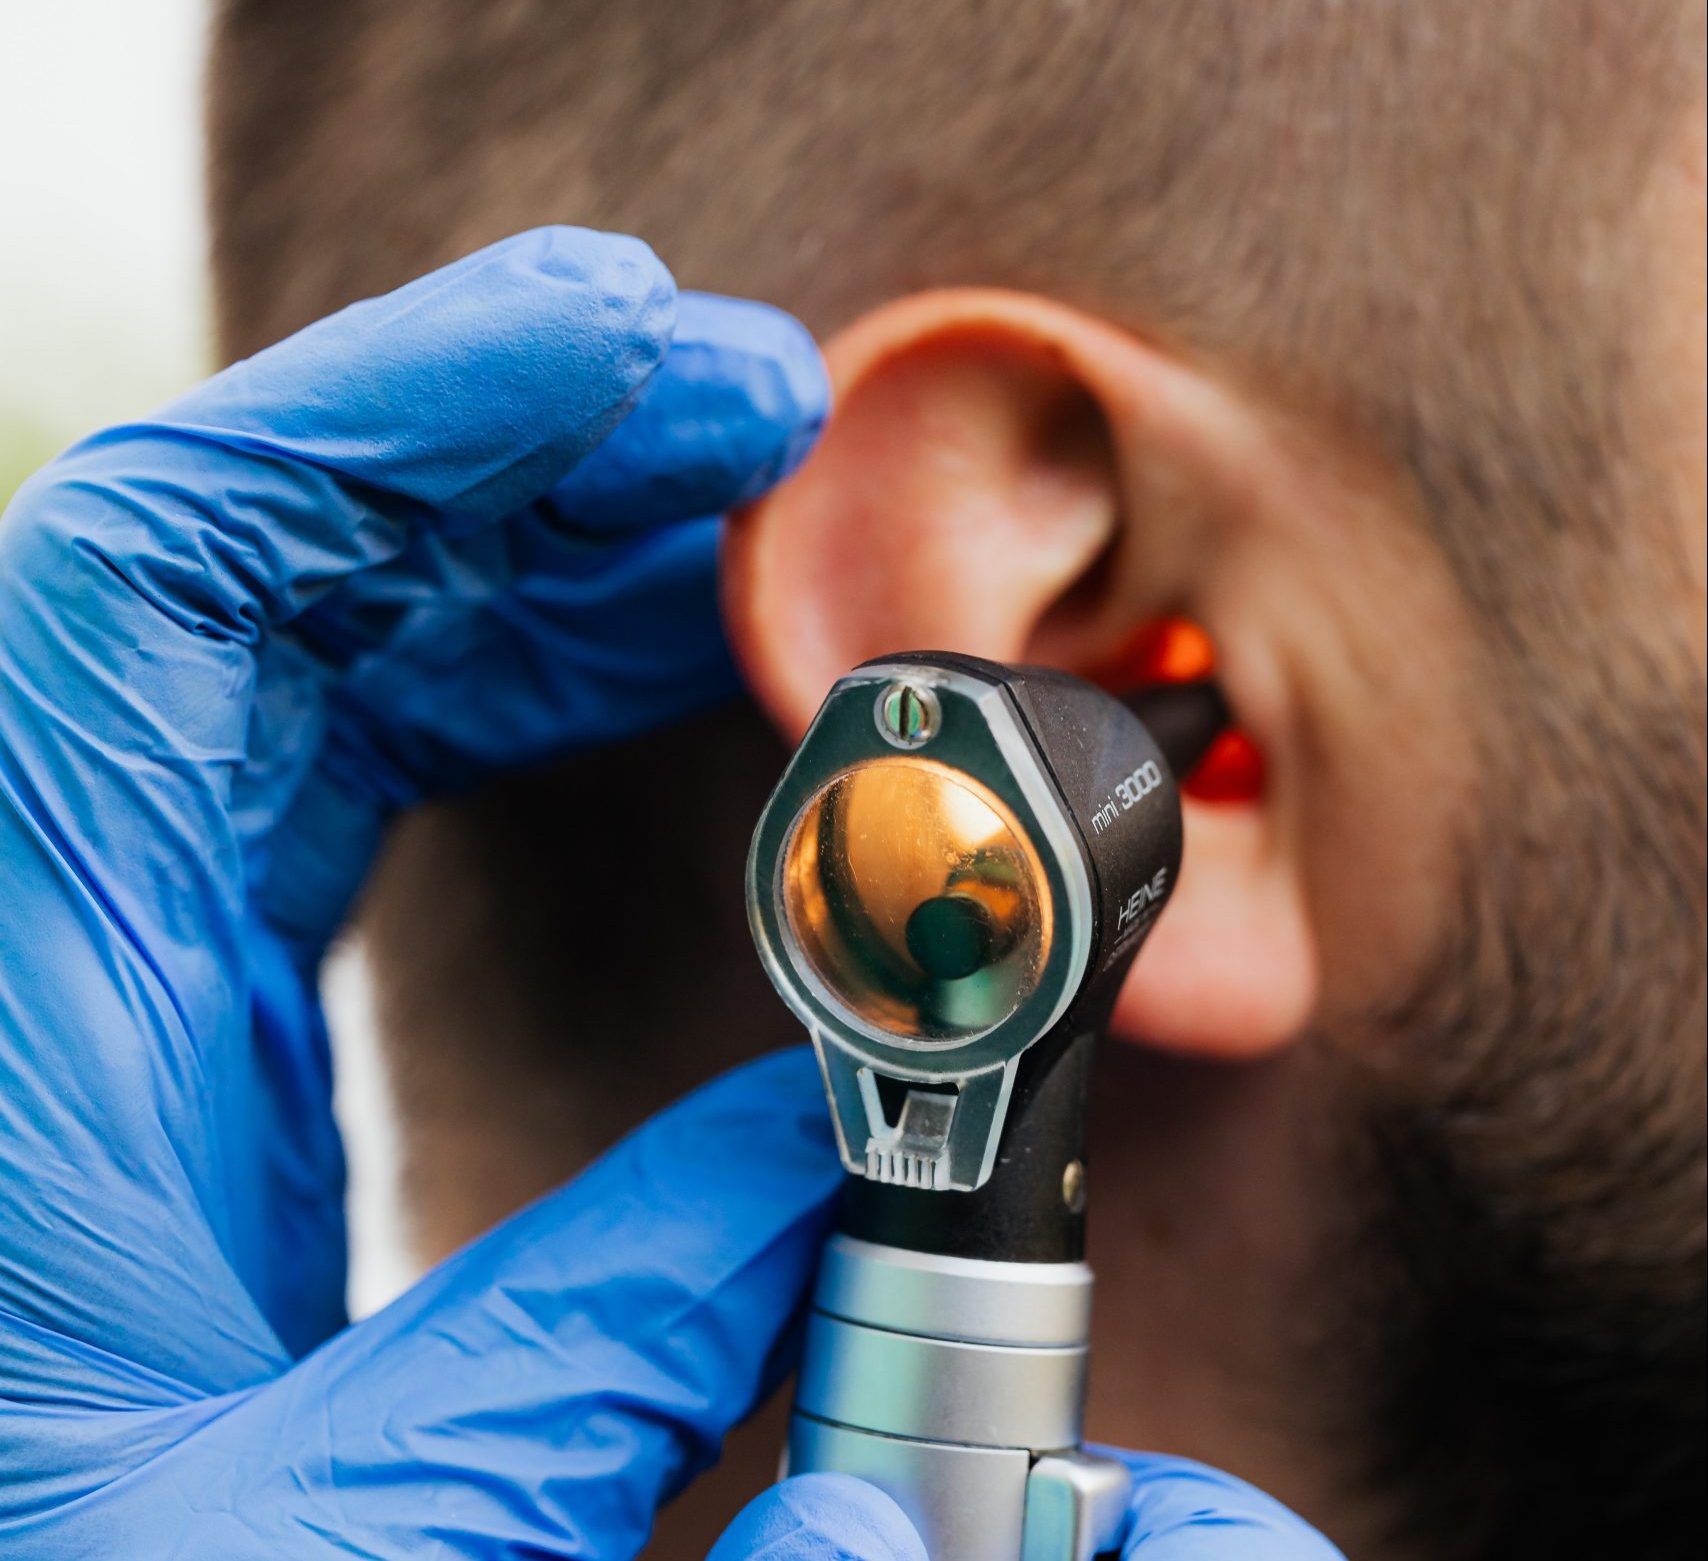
top-left (724, 287), bottom-right (1322, 1060)
top-left (1113, 799), bottom-right (1319, 1058)
top-left (1090, 619), bottom-right (1315, 1055)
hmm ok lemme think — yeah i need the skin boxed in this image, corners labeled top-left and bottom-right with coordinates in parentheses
top-left (348, 120), bottom-right (1706, 1554)
top-left (724, 293), bottom-right (1474, 1063)
top-left (716, 120), bottom-right (1705, 1556)
top-left (274, 102), bottom-right (1706, 1558)
top-left (1639, 111), bottom-right (1707, 597)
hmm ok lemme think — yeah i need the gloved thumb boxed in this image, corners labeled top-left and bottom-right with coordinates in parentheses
top-left (0, 1050), bottom-right (845, 1561)
top-left (708, 1474), bottom-right (928, 1561)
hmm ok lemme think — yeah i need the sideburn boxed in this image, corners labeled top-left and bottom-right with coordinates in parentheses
top-left (1330, 658), bottom-right (1707, 1561)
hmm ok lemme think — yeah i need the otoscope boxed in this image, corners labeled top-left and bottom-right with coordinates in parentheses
top-left (746, 651), bottom-right (1229, 1561)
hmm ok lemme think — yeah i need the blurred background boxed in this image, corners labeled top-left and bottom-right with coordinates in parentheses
top-left (0, 0), bottom-right (413, 1316)
top-left (0, 3), bottom-right (207, 501)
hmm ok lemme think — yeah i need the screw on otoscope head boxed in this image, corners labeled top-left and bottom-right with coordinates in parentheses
top-left (875, 679), bottom-right (940, 748)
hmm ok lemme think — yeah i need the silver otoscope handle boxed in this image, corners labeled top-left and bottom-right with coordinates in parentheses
top-left (786, 1235), bottom-right (1131, 1560)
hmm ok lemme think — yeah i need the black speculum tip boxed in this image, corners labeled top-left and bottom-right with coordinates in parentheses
top-left (905, 894), bottom-right (999, 981)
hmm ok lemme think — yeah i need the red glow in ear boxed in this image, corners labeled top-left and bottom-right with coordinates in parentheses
top-left (1091, 617), bottom-right (1216, 685)
top-left (1086, 617), bottom-right (1265, 803)
top-left (1182, 728), bottom-right (1265, 802)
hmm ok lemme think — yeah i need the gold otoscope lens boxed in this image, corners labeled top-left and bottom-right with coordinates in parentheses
top-left (781, 758), bottom-right (1053, 1041)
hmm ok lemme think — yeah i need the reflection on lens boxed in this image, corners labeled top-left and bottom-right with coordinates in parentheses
top-left (781, 759), bottom-right (1052, 1040)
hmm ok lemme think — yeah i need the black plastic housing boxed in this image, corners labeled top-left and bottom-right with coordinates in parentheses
top-left (837, 653), bottom-right (1224, 1263)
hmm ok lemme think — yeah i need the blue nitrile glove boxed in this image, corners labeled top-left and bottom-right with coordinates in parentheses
top-left (0, 224), bottom-right (854, 1557)
top-left (710, 1452), bottom-right (1345, 1560)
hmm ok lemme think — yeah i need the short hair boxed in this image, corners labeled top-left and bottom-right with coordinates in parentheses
top-left (210, 0), bottom-right (1702, 628)
top-left (206, 5), bottom-right (1705, 1556)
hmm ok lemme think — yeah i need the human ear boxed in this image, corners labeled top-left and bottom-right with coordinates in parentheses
top-left (723, 289), bottom-right (1321, 1058)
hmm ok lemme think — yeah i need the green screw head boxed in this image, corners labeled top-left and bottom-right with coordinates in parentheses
top-left (876, 680), bottom-right (940, 749)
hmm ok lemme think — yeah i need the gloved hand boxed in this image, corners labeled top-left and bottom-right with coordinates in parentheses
top-left (0, 221), bottom-right (1340, 1559)
top-left (712, 1452), bottom-right (1345, 1560)
top-left (0, 224), bottom-right (846, 1557)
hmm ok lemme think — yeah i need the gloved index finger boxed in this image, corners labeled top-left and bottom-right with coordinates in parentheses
top-left (0, 226), bottom-right (675, 1400)
top-left (544, 289), bottom-right (829, 536)
top-left (18, 226), bottom-right (675, 642)
top-left (0, 1049), bottom-right (848, 1557)
top-left (710, 1473), bottom-right (928, 1561)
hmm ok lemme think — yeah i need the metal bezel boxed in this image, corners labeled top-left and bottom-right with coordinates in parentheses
top-left (747, 662), bottom-right (1094, 1086)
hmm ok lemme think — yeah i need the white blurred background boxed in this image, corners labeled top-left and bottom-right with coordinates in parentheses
top-left (0, 3), bottom-right (207, 490)
top-left (0, 1), bottom-right (415, 1317)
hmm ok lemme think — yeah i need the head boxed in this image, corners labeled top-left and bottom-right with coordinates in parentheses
top-left (209, 2), bottom-right (1705, 1556)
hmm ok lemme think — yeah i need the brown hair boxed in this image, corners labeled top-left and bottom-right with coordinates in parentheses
top-left (207, 4), bottom-right (1705, 1556)
top-left (211, 1), bottom-right (1700, 599)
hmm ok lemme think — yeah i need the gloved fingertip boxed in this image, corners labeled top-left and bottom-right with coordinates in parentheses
top-left (1098, 1448), bottom-right (1348, 1559)
top-left (524, 223), bottom-right (678, 384)
top-left (545, 290), bottom-right (829, 534)
top-left (150, 223), bottom-right (682, 534)
top-left (426, 225), bottom-right (677, 522)
top-left (708, 1474), bottom-right (928, 1561)
top-left (614, 1044), bottom-right (842, 1213)
top-left (675, 290), bottom-right (832, 487)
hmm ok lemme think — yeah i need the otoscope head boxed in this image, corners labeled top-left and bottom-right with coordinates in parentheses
top-left (747, 651), bottom-right (1226, 1197)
